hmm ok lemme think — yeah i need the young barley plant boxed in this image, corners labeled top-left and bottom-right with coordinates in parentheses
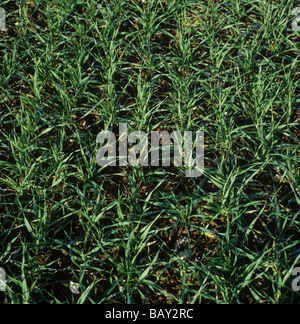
top-left (0, 0), bottom-right (299, 304)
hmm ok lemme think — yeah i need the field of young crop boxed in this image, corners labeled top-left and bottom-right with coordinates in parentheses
top-left (0, 0), bottom-right (299, 304)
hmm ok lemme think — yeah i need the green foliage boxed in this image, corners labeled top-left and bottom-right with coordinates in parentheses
top-left (0, 0), bottom-right (299, 304)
